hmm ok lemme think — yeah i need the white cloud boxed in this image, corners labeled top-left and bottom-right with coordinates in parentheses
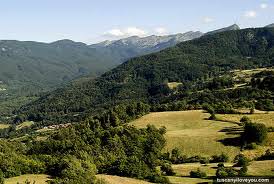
top-left (103, 27), bottom-right (147, 38)
top-left (244, 10), bottom-right (257, 18)
top-left (125, 27), bottom-right (147, 36)
top-left (104, 29), bottom-right (124, 37)
top-left (203, 17), bottom-right (214, 23)
top-left (260, 3), bottom-right (268, 9)
top-left (154, 27), bottom-right (168, 35)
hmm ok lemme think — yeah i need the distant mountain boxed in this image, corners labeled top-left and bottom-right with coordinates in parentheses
top-left (0, 40), bottom-right (117, 94)
top-left (266, 23), bottom-right (274, 28)
top-left (90, 31), bottom-right (204, 61)
top-left (0, 31), bottom-right (204, 96)
top-left (205, 24), bottom-right (240, 35)
top-left (19, 27), bottom-right (274, 124)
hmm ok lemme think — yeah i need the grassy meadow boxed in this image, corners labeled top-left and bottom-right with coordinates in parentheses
top-left (5, 174), bottom-right (51, 184)
top-left (0, 124), bottom-right (10, 129)
top-left (132, 110), bottom-right (241, 159)
top-left (96, 174), bottom-right (153, 184)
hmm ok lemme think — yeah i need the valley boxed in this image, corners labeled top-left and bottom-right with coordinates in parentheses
top-left (0, 25), bottom-right (274, 184)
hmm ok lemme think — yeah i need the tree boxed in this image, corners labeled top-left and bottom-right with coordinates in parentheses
top-left (161, 163), bottom-right (176, 176)
top-left (240, 116), bottom-right (251, 124)
top-left (0, 170), bottom-right (4, 184)
top-left (234, 154), bottom-right (249, 167)
top-left (190, 168), bottom-right (207, 178)
top-left (241, 122), bottom-right (268, 145)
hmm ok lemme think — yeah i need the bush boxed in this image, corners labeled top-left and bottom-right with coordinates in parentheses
top-left (200, 158), bottom-right (210, 165)
top-left (0, 170), bottom-right (4, 184)
top-left (245, 143), bottom-right (257, 150)
top-left (190, 169), bottom-right (207, 178)
top-left (234, 154), bottom-right (249, 167)
top-left (257, 149), bottom-right (274, 160)
top-left (217, 163), bottom-right (225, 168)
top-left (241, 122), bottom-right (268, 145)
top-left (208, 113), bottom-right (217, 120)
top-left (211, 153), bottom-right (229, 163)
top-left (161, 163), bottom-right (176, 176)
top-left (238, 165), bottom-right (248, 176)
top-left (216, 167), bottom-right (238, 177)
top-left (250, 108), bottom-right (255, 114)
top-left (240, 116), bottom-right (251, 124)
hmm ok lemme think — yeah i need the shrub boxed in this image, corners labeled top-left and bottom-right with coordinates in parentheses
top-left (0, 170), bottom-right (4, 184)
top-left (190, 169), bottom-right (207, 178)
top-left (217, 163), bottom-right (224, 168)
top-left (241, 122), bottom-right (268, 145)
top-left (257, 149), bottom-right (274, 160)
top-left (245, 143), bottom-right (257, 150)
top-left (234, 154), bottom-right (249, 167)
top-left (208, 113), bottom-right (217, 120)
top-left (250, 108), bottom-right (255, 114)
top-left (161, 163), bottom-right (176, 176)
top-left (238, 165), bottom-right (248, 176)
top-left (240, 116), bottom-right (251, 124)
top-left (200, 158), bottom-right (210, 165)
top-left (216, 167), bottom-right (238, 177)
top-left (211, 153), bottom-right (229, 163)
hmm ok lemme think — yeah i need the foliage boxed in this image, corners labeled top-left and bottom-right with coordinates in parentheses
top-left (257, 149), bottom-right (274, 160)
top-left (17, 28), bottom-right (274, 125)
top-left (161, 163), bottom-right (176, 176)
top-left (241, 122), bottom-right (268, 145)
top-left (210, 153), bottom-right (229, 163)
top-left (189, 169), bottom-right (207, 178)
top-left (234, 154), bottom-right (250, 167)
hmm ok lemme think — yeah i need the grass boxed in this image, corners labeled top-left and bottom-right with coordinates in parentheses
top-left (217, 112), bottom-right (274, 128)
top-left (167, 82), bottom-right (182, 89)
top-left (171, 160), bottom-right (274, 179)
top-left (172, 163), bottom-right (232, 177)
top-left (247, 160), bottom-right (274, 176)
top-left (167, 176), bottom-right (212, 184)
top-left (132, 110), bottom-right (241, 159)
top-left (96, 174), bottom-right (153, 184)
top-left (0, 123), bottom-right (10, 129)
top-left (16, 121), bottom-right (34, 130)
top-left (232, 68), bottom-right (274, 82)
top-left (5, 174), bottom-right (51, 184)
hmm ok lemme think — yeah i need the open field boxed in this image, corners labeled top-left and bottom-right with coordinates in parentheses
top-left (0, 124), bottom-right (10, 129)
top-left (167, 82), bottom-right (182, 89)
top-left (217, 112), bottom-right (274, 127)
top-left (16, 121), bottom-right (34, 130)
top-left (96, 174), bottom-right (153, 184)
top-left (5, 174), bottom-right (51, 184)
top-left (232, 67), bottom-right (274, 82)
top-left (171, 160), bottom-right (274, 179)
top-left (172, 163), bottom-right (233, 177)
top-left (132, 110), bottom-right (241, 159)
top-left (167, 176), bottom-right (212, 184)
top-left (247, 160), bottom-right (274, 176)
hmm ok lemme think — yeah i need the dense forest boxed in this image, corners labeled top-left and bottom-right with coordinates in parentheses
top-left (16, 27), bottom-right (274, 126)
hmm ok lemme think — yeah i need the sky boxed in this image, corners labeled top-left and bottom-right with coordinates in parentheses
top-left (0, 0), bottom-right (273, 44)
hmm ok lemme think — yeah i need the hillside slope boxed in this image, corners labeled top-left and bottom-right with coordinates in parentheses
top-left (90, 31), bottom-right (203, 61)
top-left (18, 27), bottom-right (274, 124)
top-left (0, 40), bottom-right (116, 94)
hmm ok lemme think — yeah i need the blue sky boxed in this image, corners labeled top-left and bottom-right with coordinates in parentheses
top-left (0, 0), bottom-right (273, 43)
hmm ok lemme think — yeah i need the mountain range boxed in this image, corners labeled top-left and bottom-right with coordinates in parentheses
top-left (1, 23), bottom-right (273, 97)
top-left (18, 26), bottom-right (274, 124)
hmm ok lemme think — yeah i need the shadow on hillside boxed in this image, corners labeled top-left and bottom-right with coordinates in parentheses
top-left (218, 126), bottom-right (243, 147)
top-left (204, 118), bottom-right (242, 126)
top-left (218, 136), bottom-right (242, 147)
top-left (219, 126), bottom-right (243, 135)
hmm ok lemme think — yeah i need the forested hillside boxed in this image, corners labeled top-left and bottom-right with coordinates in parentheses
top-left (0, 40), bottom-right (116, 94)
top-left (17, 27), bottom-right (274, 125)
